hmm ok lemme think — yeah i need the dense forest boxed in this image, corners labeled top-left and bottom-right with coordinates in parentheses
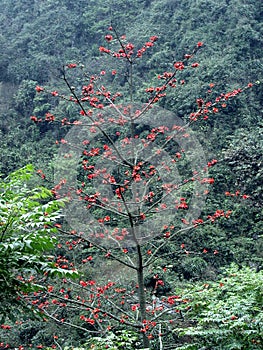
top-left (0, 0), bottom-right (262, 349)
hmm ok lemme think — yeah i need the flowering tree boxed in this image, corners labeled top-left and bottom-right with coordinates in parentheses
top-left (21, 28), bottom-right (255, 349)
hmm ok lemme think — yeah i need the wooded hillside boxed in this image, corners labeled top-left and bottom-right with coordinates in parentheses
top-left (0, 0), bottom-right (262, 349)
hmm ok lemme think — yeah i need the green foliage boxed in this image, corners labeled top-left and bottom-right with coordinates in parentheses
top-left (175, 265), bottom-right (263, 349)
top-left (43, 330), bottom-right (138, 350)
top-left (222, 127), bottom-right (263, 207)
top-left (81, 330), bottom-right (139, 350)
top-left (0, 165), bottom-right (77, 320)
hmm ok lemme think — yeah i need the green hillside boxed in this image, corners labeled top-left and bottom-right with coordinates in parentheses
top-left (0, 0), bottom-right (262, 349)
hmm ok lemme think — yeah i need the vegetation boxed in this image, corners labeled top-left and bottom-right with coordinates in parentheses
top-left (0, 0), bottom-right (262, 349)
top-left (175, 265), bottom-right (263, 349)
top-left (0, 165), bottom-right (77, 320)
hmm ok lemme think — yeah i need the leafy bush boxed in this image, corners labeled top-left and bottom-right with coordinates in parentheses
top-left (0, 165), bottom-right (76, 320)
top-left (83, 330), bottom-right (139, 350)
top-left (175, 264), bottom-right (263, 349)
top-left (44, 330), bottom-right (139, 350)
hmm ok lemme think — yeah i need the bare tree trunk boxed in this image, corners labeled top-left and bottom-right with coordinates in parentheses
top-left (136, 244), bottom-right (150, 349)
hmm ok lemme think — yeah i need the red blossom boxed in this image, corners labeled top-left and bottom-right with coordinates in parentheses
top-left (156, 279), bottom-right (164, 286)
top-left (131, 304), bottom-right (138, 311)
top-left (30, 115), bottom-right (38, 122)
top-left (35, 85), bottom-right (44, 92)
top-left (125, 43), bottom-right (134, 50)
top-left (67, 63), bottom-right (77, 68)
top-left (1, 324), bottom-right (11, 330)
top-left (225, 191), bottom-right (234, 196)
top-left (83, 255), bottom-right (93, 263)
top-left (45, 112), bottom-right (55, 122)
top-left (99, 46), bottom-right (111, 54)
top-left (174, 61), bottom-right (184, 70)
top-left (177, 198), bottom-right (188, 209)
top-left (105, 34), bottom-right (113, 42)
top-left (230, 315), bottom-right (238, 320)
top-left (175, 152), bottom-right (181, 158)
top-left (164, 231), bottom-right (170, 238)
top-left (150, 35), bottom-right (158, 42)
top-left (177, 201), bottom-right (188, 209)
top-left (115, 187), bottom-right (124, 198)
top-left (207, 159), bottom-right (218, 167)
top-left (145, 87), bottom-right (155, 93)
top-left (87, 318), bottom-right (95, 325)
top-left (80, 280), bottom-right (88, 287)
top-left (192, 218), bottom-right (204, 225)
top-left (201, 178), bottom-right (215, 184)
top-left (47, 285), bottom-right (54, 292)
top-left (140, 213), bottom-right (146, 220)
top-left (212, 107), bottom-right (219, 113)
top-left (145, 41), bottom-right (154, 48)
top-left (196, 98), bottom-right (204, 107)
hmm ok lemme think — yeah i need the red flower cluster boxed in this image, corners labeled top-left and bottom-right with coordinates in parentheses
top-left (174, 61), bottom-right (185, 70)
top-left (1, 324), bottom-right (11, 330)
top-left (207, 159), bottom-right (218, 167)
top-left (201, 177), bottom-right (215, 184)
top-left (79, 280), bottom-right (96, 287)
top-left (67, 63), bottom-right (77, 68)
top-left (207, 209), bottom-right (232, 222)
top-left (105, 34), bottom-right (113, 42)
top-left (225, 190), bottom-right (250, 199)
top-left (100, 32), bottom-right (158, 60)
top-left (177, 197), bottom-right (188, 209)
top-left (80, 315), bottom-right (95, 325)
top-left (35, 85), bottom-right (44, 92)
